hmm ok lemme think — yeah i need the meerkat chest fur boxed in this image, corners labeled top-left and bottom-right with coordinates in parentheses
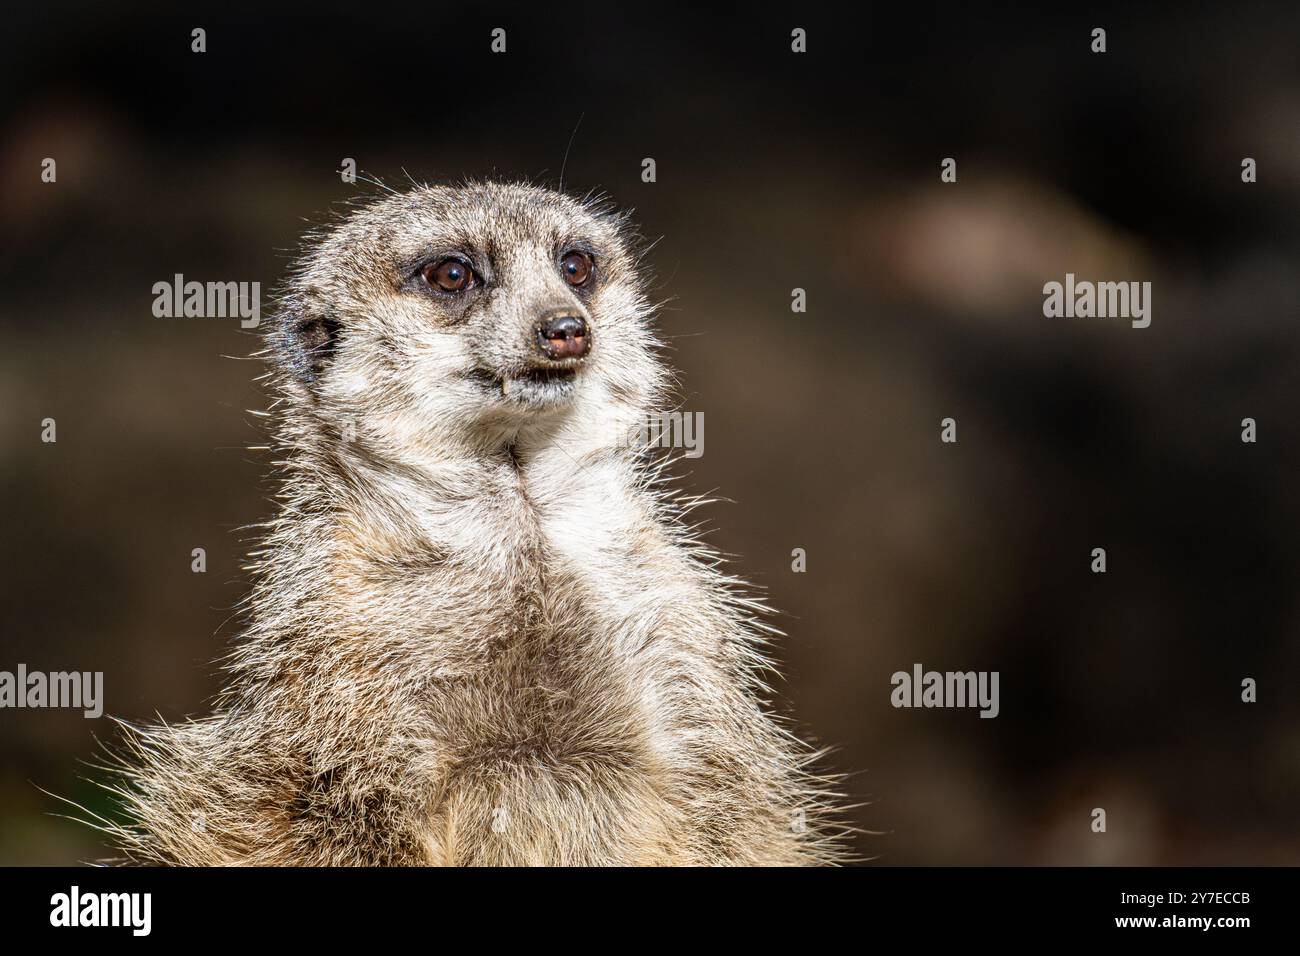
top-left (309, 443), bottom-right (731, 865)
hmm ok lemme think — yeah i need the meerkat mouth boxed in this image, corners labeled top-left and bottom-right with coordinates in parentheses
top-left (518, 367), bottom-right (577, 386)
top-left (469, 366), bottom-right (579, 403)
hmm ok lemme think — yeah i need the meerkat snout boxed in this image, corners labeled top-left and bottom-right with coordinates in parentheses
top-left (535, 310), bottom-right (591, 360)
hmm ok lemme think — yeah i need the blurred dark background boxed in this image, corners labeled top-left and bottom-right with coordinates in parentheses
top-left (2, 1), bottom-right (1297, 864)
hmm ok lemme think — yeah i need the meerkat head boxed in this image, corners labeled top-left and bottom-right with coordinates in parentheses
top-left (270, 181), bottom-right (666, 469)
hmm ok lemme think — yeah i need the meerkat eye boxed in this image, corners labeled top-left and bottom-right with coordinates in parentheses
top-left (559, 250), bottom-right (594, 287)
top-left (422, 258), bottom-right (477, 293)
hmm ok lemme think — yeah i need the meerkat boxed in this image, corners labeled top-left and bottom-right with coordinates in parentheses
top-left (107, 181), bottom-right (846, 866)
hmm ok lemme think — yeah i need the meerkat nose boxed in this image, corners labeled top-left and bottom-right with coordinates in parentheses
top-left (535, 312), bottom-right (590, 360)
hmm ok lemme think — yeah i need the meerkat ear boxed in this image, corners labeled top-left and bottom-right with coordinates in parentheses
top-left (273, 302), bottom-right (340, 384)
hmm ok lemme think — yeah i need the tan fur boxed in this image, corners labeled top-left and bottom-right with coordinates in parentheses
top-left (107, 181), bottom-right (847, 866)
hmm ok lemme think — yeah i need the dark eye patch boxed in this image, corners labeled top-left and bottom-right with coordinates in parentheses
top-left (421, 257), bottom-right (478, 293)
top-left (401, 241), bottom-right (487, 293)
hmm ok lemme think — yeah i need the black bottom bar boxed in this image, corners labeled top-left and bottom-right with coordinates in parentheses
top-left (0, 866), bottom-right (1287, 942)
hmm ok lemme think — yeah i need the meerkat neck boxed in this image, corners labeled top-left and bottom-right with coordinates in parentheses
top-left (261, 418), bottom-right (642, 587)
